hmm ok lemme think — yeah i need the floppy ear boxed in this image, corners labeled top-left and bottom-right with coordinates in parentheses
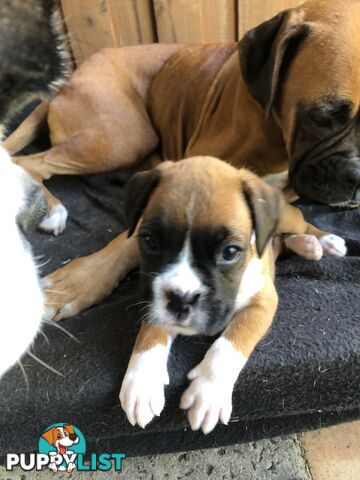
top-left (125, 170), bottom-right (161, 237)
top-left (63, 424), bottom-right (75, 435)
top-left (239, 10), bottom-right (309, 114)
top-left (41, 428), bottom-right (56, 446)
top-left (241, 171), bottom-right (285, 257)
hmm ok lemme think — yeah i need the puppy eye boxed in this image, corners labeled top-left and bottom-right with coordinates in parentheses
top-left (139, 233), bottom-right (159, 252)
top-left (57, 433), bottom-right (61, 438)
top-left (219, 245), bottom-right (242, 264)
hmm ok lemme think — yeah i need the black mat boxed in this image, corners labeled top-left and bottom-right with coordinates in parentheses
top-left (0, 169), bottom-right (359, 458)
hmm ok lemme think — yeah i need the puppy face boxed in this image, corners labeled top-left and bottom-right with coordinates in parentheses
top-left (126, 157), bottom-right (283, 336)
top-left (42, 425), bottom-right (79, 454)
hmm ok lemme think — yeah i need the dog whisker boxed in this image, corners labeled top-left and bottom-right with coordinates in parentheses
top-left (26, 350), bottom-right (64, 377)
top-left (43, 289), bottom-right (65, 295)
top-left (42, 319), bottom-right (80, 343)
top-left (39, 329), bottom-right (50, 345)
top-left (17, 360), bottom-right (29, 393)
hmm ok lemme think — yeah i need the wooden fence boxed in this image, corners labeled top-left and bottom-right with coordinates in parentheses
top-left (60, 0), bottom-right (304, 65)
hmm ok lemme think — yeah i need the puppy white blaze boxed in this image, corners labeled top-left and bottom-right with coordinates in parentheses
top-left (180, 337), bottom-right (247, 434)
top-left (158, 234), bottom-right (203, 295)
top-left (151, 234), bottom-right (206, 327)
top-left (120, 336), bottom-right (173, 428)
top-left (235, 257), bottom-right (264, 312)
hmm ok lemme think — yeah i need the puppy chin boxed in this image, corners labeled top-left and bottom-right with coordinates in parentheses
top-left (149, 303), bottom-right (199, 336)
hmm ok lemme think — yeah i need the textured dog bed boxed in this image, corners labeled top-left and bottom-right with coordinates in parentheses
top-left (0, 152), bottom-right (359, 457)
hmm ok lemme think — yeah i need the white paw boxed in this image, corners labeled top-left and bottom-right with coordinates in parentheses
top-left (284, 234), bottom-right (323, 261)
top-left (120, 345), bottom-right (170, 428)
top-left (39, 204), bottom-right (68, 236)
top-left (49, 463), bottom-right (58, 472)
top-left (180, 337), bottom-right (246, 434)
top-left (319, 234), bottom-right (347, 257)
top-left (67, 462), bottom-right (77, 472)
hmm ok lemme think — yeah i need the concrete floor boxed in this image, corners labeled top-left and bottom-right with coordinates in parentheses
top-left (0, 434), bottom-right (309, 480)
top-left (3, 421), bottom-right (360, 480)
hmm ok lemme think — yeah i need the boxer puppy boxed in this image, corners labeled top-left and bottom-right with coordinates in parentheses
top-left (0, 145), bottom-right (46, 377)
top-left (119, 156), bottom-right (346, 433)
top-left (9, 0), bottom-right (358, 320)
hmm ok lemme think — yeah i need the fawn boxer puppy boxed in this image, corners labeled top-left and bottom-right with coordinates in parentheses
top-left (119, 156), bottom-right (346, 433)
top-left (6, 0), bottom-right (358, 321)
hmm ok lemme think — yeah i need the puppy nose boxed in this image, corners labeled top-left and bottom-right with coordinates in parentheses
top-left (69, 434), bottom-right (77, 441)
top-left (165, 289), bottom-right (200, 320)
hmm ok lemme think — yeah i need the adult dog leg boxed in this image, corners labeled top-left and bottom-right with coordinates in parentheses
top-left (120, 324), bottom-right (174, 428)
top-left (278, 204), bottom-right (347, 259)
top-left (3, 100), bottom-right (50, 155)
top-left (43, 230), bottom-right (139, 321)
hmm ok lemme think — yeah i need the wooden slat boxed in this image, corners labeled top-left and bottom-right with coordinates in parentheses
top-left (238, 0), bottom-right (304, 38)
top-left (154, 0), bottom-right (236, 44)
top-left (108, 0), bottom-right (156, 46)
top-left (61, 0), bottom-right (156, 65)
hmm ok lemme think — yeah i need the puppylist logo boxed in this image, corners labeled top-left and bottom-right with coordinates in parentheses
top-left (6, 423), bottom-right (125, 473)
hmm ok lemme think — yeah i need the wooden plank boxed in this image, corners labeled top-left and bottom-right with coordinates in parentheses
top-left (154, 0), bottom-right (236, 44)
top-left (238, 0), bottom-right (304, 38)
top-left (61, 0), bottom-right (156, 65)
top-left (108, 0), bottom-right (156, 46)
top-left (61, 0), bottom-right (115, 65)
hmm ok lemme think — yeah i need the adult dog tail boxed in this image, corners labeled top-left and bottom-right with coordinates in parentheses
top-left (3, 101), bottom-right (50, 155)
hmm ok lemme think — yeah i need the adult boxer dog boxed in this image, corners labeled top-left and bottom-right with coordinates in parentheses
top-left (4, 0), bottom-right (358, 320)
top-left (119, 156), bottom-right (346, 433)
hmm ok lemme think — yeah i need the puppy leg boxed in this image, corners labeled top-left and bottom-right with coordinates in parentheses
top-left (43, 230), bottom-right (139, 321)
top-left (278, 204), bottom-right (347, 259)
top-left (120, 324), bottom-right (174, 428)
top-left (181, 281), bottom-right (277, 434)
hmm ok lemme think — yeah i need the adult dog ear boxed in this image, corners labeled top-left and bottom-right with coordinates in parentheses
top-left (239, 9), bottom-right (309, 114)
top-left (241, 171), bottom-right (285, 257)
top-left (125, 170), bottom-right (161, 237)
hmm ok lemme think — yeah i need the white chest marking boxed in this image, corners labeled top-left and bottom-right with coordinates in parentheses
top-left (235, 257), bottom-right (265, 312)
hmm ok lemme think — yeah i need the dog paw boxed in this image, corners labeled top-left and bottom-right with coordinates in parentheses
top-left (67, 462), bottom-right (77, 472)
top-left (180, 368), bottom-right (233, 434)
top-left (319, 234), bottom-right (347, 257)
top-left (180, 337), bottom-right (246, 434)
top-left (48, 463), bottom-right (58, 472)
top-left (42, 254), bottom-right (115, 321)
top-left (284, 234), bottom-right (323, 260)
top-left (120, 346), bottom-right (170, 428)
top-left (39, 204), bottom-right (68, 236)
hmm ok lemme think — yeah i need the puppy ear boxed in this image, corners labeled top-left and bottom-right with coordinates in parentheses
top-left (239, 10), bottom-right (309, 114)
top-left (64, 425), bottom-right (75, 435)
top-left (241, 171), bottom-right (285, 257)
top-left (42, 428), bottom-right (55, 446)
top-left (125, 170), bottom-right (161, 237)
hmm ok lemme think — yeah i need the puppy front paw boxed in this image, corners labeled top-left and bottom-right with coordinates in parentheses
top-left (180, 337), bottom-right (246, 434)
top-left (120, 347), bottom-right (170, 428)
top-left (180, 368), bottom-right (233, 434)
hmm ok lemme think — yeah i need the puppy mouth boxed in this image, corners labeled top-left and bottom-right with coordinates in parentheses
top-left (59, 444), bottom-right (67, 455)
